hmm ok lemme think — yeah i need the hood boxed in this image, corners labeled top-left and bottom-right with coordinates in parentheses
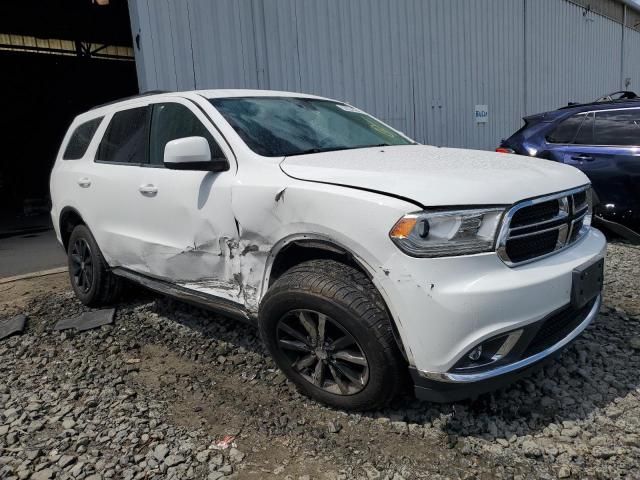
top-left (280, 145), bottom-right (589, 207)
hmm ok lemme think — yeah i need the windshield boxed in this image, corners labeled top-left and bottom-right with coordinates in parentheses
top-left (209, 97), bottom-right (413, 157)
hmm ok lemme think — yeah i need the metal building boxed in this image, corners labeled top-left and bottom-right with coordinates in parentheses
top-left (128, 0), bottom-right (640, 150)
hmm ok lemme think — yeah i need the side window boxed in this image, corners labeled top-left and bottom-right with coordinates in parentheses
top-left (546, 114), bottom-right (585, 144)
top-left (149, 103), bottom-right (225, 166)
top-left (594, 109), bottom-right (640, 146)
top-left (63, 117), bottom-right (103, 160)
top-left (573, 112), bottom-right (595, 145)
top-left (96, 107), bottom-right (150, 164)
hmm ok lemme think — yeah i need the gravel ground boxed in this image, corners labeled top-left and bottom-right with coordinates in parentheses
top-left (0, 242), bottom-right (638, 480)
top-left (603, 242), bottom-right (640, 316)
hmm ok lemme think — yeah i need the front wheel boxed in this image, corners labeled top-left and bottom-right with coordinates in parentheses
top-left (259, 260), bottom-right (406, 410)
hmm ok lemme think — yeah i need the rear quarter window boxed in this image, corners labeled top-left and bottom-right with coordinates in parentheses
top-left (63, 117), bottom-right (103, 160)
top-left (545, 114), bottom-right (585, 143)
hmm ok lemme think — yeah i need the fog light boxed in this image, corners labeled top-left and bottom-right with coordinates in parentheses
top-left (468, 345), bottom-right (482, 361)
top-left (453, 330), bottom-right (523, 372)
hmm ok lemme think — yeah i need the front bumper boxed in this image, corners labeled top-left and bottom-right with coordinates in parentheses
top-left (374, 228), bottom-right (607, 394)
top-left (410, 294), bottom-right (601, 402)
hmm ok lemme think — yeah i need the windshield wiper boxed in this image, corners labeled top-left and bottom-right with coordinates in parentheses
top-left (288, 144), bottom-right (398, 157)
top-left (286, 146), bottom-right (352, 157)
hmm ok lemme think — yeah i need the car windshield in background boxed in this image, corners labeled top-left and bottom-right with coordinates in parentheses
top-left (209, 97), bottom-right (413, 157)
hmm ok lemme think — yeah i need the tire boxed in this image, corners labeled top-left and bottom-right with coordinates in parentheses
top-left (67, 224), bottom-right (122, 307)
top-left (259, 259), bottom-right (406, 410)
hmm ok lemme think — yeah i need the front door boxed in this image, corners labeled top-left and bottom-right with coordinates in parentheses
top-left (132, 98), bottom-right (244, 305)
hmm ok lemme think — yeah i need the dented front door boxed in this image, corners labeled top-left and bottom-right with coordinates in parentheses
top-left (131, 99), bottom-right (246, 306)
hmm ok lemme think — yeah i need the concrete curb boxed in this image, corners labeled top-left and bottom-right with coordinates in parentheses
top-left (0, 267), bottom-right (68, 285)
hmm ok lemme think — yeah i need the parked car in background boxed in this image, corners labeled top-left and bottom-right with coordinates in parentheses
top-left (498, 92), bottom-right (640, 242)
top-left (51, 90), bottom-right (606, 410)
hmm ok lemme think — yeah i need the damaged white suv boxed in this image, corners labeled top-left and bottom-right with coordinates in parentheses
top-left (51, 90), bottom-right (606, 410)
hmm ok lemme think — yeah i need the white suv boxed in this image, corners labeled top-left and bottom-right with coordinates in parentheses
top-left (50, 90), bottom-right (606, 410)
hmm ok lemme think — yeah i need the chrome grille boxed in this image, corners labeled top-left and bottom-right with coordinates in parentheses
top-left (497, 186), bottom-right (592, 266)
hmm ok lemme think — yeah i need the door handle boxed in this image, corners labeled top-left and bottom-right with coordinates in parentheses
top-left (138, 184), bottom-right (158, 196)
top-left (571, 154), bottom-right (593, 161)
top-left (77, 178), bottom-right (91, 188)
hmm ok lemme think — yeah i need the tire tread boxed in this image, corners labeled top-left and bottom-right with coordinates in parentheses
top-left (260, 259), bottom-right (406, 410)
top-left (68, 225), bottom-right (122, 307)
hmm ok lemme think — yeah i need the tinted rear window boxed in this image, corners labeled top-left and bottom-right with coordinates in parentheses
top-left (96, 107), bottom-right (149, 164)
top-left (594, 109), bottom-right (640, 146)
top-left (546, 114), bottom-right (585, 143)
top-left (63, 117), bottom-right (103, 160)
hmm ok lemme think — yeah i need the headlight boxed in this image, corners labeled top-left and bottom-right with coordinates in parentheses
top-left (389, 208), bottom-right (505, 257)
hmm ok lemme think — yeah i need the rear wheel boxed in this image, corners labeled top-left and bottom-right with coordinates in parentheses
top-left (260, 260), bottom-right (405, 410)
top-left (67, 225), bottom-right (122, 306)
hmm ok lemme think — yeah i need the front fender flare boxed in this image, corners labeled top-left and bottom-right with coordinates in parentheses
top-left (260, 233), bottom-right (414, 364)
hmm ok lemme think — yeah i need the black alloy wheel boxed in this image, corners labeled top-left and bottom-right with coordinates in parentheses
top-left (259, 259), bottom-right (406, 410)
top-left (70, 238), bottom-right (94, 293)
top-left (276, 309), bottom-right (370, 395)
top-left (66, 224), bottom-right (122, 306)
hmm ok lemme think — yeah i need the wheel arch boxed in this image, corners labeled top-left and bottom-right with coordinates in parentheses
top-left (261, 234), bottom-right (409, 361)
top-left (59, 206), bottom-right (87, 251)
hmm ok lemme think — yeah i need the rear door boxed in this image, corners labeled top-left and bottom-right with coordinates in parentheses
top-left (552, 111), bottom-right (598, 172)
top-left (88, 103), bottom-right (153, 269)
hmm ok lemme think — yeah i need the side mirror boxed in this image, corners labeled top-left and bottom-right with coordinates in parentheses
top-left (163, 136), bottom-right (229, 172)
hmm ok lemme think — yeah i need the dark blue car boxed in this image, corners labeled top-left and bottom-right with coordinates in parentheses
top-left (499, 92), bottom-right (640, 242)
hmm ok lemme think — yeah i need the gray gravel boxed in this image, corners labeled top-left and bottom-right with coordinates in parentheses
top-left (604, 242), bottom-right (640, 316)
top-left (0, 242), bottom-right (637, 479)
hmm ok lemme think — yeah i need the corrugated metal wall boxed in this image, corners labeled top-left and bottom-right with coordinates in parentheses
top-left (624, 23), bottom-right (640, 89)
top-left (525, 0), bottom-right (625, 114)
top-left (128, 0), bottom-right (640, 150)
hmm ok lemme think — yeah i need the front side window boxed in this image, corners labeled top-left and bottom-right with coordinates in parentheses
top-left (546, 114), bottom-right (585, 144)
top-left (63, 117), bottom-right (103, 160)
top-left (594, 109), bottom-right (640, 146)
top-left (96, 107), bottom-right (149, 164)
top-left (209, 97), bottom-right (413, 157)
top-left (149, 103), bottom-right (224, 166)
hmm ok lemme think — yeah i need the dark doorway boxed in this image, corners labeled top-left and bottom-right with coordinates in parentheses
top-left (0, 0), bottom-right (138, 234)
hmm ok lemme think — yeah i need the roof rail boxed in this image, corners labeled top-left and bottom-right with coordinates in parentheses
top-left (90, 90), bottom-right (169, 110)
top-left (594, 91), bottom-right (638, 102)
top-left (558, 91), bottom-right (639, 110)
